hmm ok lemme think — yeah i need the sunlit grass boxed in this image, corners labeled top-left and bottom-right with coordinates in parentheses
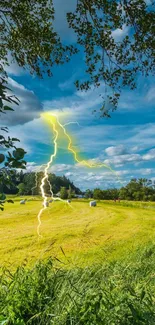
top-left (0, 197), bottom-right (155, 269)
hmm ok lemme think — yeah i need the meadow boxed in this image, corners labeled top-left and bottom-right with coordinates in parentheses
top-left (1, 196), bottom-right (155, 269)
top-left (1, 197), bottom-right (155, 324)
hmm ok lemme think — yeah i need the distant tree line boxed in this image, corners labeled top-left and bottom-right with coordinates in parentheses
top-left (1, 170), bottom-right (81, 197)
top-left (1, 173), bottom-right (155, 202)
top-left (85, 179), bottom-right (155, 202)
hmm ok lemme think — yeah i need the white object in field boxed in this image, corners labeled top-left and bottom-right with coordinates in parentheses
top-left (67, 199), bottom-right (71, 203)
top-left (49, 199), bottom-right (53, 203)
top-left (89, 201), bottom-right (97, 207)
top-left (20, 199), bottom-right (26, 204)
top-left (42, 201), bottom-right (49, 207)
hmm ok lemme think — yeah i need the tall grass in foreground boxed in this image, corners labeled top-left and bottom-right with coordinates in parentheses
top-left (0, 244), bottom-right (155, 325)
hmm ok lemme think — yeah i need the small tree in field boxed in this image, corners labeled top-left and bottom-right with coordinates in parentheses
top-left (60, 187), bottom-right (68, 200)
top-left (18, 183), bottom-right (25, 196)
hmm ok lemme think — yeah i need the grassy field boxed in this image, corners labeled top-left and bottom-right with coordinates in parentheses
top-left (1, 196), bottom-right (155, 269)
top-left (1, 197), bottom-right (155, 324)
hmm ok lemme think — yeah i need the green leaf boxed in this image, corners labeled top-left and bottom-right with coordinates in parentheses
top-left (12, 138), bottom-right (20, 142)
top-left (3, 106), bottom-right (14, 111)
top-left (0, 193), bottom-right (6, 201)
top-left (13, 148), bottom-right (26, 160)
top-left (0, 154), bottom-right (5, 163)
top-left (1, 127), bottom-right (8, 133)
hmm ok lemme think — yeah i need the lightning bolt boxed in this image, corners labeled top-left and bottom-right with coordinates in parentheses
top-left (37, 112), bottom-right (122, 236)
top-left (63, 121), bottom-right (80, 128)
top-left (37, 115), bottom-right (73, 237)
top-left (43, 112), bottom-right (119, 178)
top-left (37, 117), bottom-right (58, 237)
top-left (47, 178), bottom-right (53, 198)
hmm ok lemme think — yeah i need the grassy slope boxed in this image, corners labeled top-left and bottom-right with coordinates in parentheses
top-left (0, 197), bottom-right (155, 268)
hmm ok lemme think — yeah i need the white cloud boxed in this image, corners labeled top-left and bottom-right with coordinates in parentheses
top-left (50, 164), bottom-right (72, 173)
top-left (143, 149), bottom-right (155, 161)
top-left (65, 172), bottom-right (74, 177)
top-left (103, 154), bottom-right (142, 168)
top-left (43, 83), bottom-right (105, 126)
top-left (102, 148), bottom-right (155, 168)
top-left (105, 145), bottom-right (127, 156)
top-left (25, 162), bottom-right (37, 172)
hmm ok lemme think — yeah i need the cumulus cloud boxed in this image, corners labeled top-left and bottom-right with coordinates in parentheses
top-left (143, 148), bottom-right (155, 161)
top-left (50, 164), bottom-right (73, 173)
top-left (105, 145), bottom-right (127, 156)
top-left (25, 162), bottom-right (38, 172)
top-left (102, 147), bottom-right (155, 168)
top-left (1, 78), bottom-right (42, 126)
top-left (103, 154), bottom-right (142, 167)
top-left (65, 172), bottom-right (74, 177)
top-left (43, 83), bottom-right (104, 121)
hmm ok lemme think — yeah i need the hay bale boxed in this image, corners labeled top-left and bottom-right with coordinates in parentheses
top-left (20, 199), bottom-right (26, 204)
top-left (89, 201), bottom-right (97, 207)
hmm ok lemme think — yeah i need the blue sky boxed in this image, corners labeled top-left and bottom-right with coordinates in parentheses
top-left (2, 0), bottom-right (155, 191)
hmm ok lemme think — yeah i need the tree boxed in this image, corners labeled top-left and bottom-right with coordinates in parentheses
top-left (0, 0), bottom-right (77, 78)
top-left (17, 183), bottom-right (25, 196)
top-left (68, 185), bottom-right (72, 199)
top-left (93, 188), bottom-right (103, 200)
top-left (0, 81), bottom-right (27, 209)
top-left (85, 189), bottom-right (93, 199)
top-left (67, 0), bottom-right (155, 116)
top-left (1, 0), bottom-right (154, 115)
top-left (119, 178), bottom-right (155, 201)
top-left (60, 187), bottom-right (68, 200)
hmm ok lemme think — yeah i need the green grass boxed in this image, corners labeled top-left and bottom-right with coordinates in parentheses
top-left (1, 197), bottom-right (155, 324)
top-left (0, 244), bottom-right (155, 324)
top-left (1, 197), bottom-right (155, 268)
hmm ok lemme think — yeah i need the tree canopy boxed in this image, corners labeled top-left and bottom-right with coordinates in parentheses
top-left (0, 0), bottom-right (77, 77)
top-left (67, 0), bottom-right (155, 115)
top-left (2, 170), bottom-right (81, 197)
top-left (93, 178), bottom-right (155, 201)
top-left (1, 0), bottom-right (154, 115)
